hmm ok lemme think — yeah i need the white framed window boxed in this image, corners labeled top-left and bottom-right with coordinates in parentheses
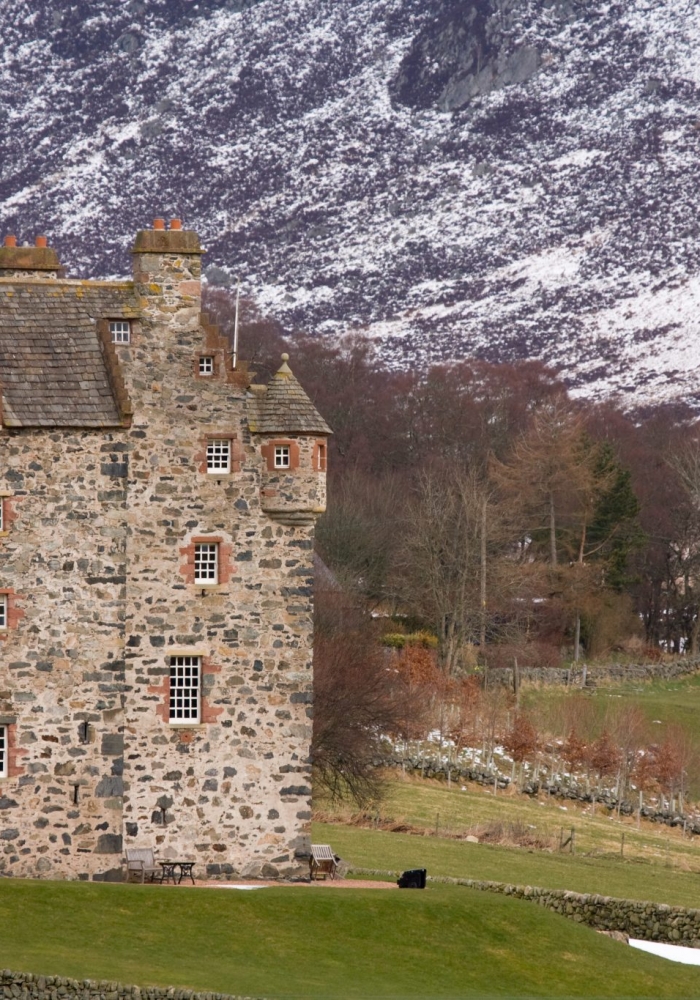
top-left (274, 445), bottom-right (291, 469)
top-left (0, 500), bottom-right (4, 532)
top-left (169, 656), bottom-right (201, 724)
top-left (0, 725), bottom-right (6, 778)
top-left (206, 439), bottom-right (231, 474)
top-left (0, 595), bottom-right (6, 629)
top-left (199, 356), bottom-right (214, 375)
top-left (194, 543), bottom-right (218, 584)
top-left (110, 320), bottom-right (131, 344)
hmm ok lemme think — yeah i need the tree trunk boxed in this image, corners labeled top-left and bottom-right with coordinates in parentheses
top-left (480, 496), bottom-right (487, 650)
top-left (574, 614), bottom-right (581, 662)
top-left (549, 492), bottom-right (557, 566)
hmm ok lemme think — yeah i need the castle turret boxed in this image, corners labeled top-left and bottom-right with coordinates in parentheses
top-left (248, 354), bottom-right (331, 526)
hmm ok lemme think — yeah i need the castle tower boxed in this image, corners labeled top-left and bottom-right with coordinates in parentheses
top-left (0, 221), bottom-right (330, 881)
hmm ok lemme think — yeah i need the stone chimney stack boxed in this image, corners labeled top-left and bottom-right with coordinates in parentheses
top-left (131, 218), bottom-right (203, 305)
top-left (0, 235), bottom-right (64, 279)
top-left (130, 218), bottom-right (204, 355)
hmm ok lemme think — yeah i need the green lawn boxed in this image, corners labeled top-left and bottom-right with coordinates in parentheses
top-left (522, 671), bottom-right (700, 793)
top-left (366, 773), bottom-right (700, 863)
top-left (316, 821), bottom-right (700, 908)
top-left (316, 772), bottom-right (700, 902)
top-left (2, 877), bottom-right (700, 998)
top-left (540, 671), bottom-right (700, 739)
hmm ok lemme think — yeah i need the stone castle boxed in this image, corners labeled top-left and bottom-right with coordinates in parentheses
top-left (0, 220), bottom-right (330, 881)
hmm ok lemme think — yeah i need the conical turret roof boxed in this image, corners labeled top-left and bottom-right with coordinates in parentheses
top-left (247, 354), bottom-right (331, 436)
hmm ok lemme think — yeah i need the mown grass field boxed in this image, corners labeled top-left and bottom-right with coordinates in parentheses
top-left (315, 773), bottom-right (700, 907)
top-left (2, 876), bottom-right (700, 998)
top-left (6, 675), bottom-right (700, 998)
top-left (523, 670), bottom-right (700, 742)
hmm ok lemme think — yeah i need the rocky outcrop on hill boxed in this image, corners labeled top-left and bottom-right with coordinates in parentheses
top-left (1, 0), bottom-right (700, 407)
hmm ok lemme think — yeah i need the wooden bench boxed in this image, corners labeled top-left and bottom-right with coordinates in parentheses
top-left (309, 844), bottom-right (338, 881)
top-left (125, 847), bottom-right (161, 884)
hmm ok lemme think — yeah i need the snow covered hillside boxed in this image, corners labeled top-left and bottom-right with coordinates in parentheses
top-left (1, 0), bottom-right (700, 407)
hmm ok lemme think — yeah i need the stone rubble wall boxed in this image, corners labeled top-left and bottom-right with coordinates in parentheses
top-left (0, 428), bottom-right (129, 879)
top-left (352, 869), bottom-right (700, 945)
top-left (0, 971), bottom-right (264, 1000)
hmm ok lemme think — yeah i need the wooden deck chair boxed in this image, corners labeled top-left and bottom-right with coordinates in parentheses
top-left (125, 847), bottom-right (161, 884)
top-left (309, 844), bottom-right (338, 880)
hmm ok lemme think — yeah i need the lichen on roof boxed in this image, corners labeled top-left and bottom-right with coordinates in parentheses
top-left (247, 354), bottom-right (331, 436)
top-left (0, 280), bottom-right (136, 428)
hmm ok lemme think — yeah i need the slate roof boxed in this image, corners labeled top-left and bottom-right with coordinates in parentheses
top-left (247, 355), bottom-right (331, 435)
top-left (0, 280), bottom-right (137, 428)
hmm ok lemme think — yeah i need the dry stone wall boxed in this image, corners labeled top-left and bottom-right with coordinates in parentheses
top-left (489, 655), bottom-right (700, 688)
top-left (0, 971), bottom-right (263, 1000)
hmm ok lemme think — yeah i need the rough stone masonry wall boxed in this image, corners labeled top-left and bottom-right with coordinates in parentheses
top-left (0, 428), bottom-right (128, 879)
top-left (355, 869), bottom-right (700, 945)
top-left (0, 971), bottom-right (262, 1000)
top-left (119, 247), bottom-right (315, 880)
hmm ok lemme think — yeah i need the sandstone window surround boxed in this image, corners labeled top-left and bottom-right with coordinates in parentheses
top-left (0, 717), bottom-right (19, 778)
top-left (179, 536), bottom-right (233, 586)
top-left (195, 433), bottom-right (242, 476)
top-left (149, 654), bottom-right (223, 728)
top-left (261, 439), bottom-right (300, 472)
top-left (109, 320), bottom-right (131, 344)
top-left (0, 589), bottom-right (23, 636)
top-left (0, 491), bottom-right (14, 536)
top-left (192, 352), bottom-right (226, 379)
top-left (313, 440), bottom-right (327, 472)
top-left (169, 655), bottom-right (201, 724)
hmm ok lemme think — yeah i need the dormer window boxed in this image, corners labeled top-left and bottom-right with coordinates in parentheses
top-left (274, 446), bottom-right (291, 469)
top-left (110, 320), bottom-right (131, 344)
top-left (199, 356), bottom-right (214, 375)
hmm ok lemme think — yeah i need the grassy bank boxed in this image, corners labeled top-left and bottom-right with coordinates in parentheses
top-left (2, 877), bottom-right (700, 998)
top-left (314, 773), bottom-right (700, 907)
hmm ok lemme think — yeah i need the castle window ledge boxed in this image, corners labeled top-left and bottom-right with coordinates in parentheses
top-left (196, 582), bottom-right (225, 593)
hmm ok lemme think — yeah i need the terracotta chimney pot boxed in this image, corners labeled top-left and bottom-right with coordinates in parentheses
top-left (4, 236), bottom-right (17, 248)
top-left (153, 218), bottom-right (166, 230)
top-left (35, 235), bottom-right (48, 248)
top-left (170, 218), bottom-right (182, 230)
